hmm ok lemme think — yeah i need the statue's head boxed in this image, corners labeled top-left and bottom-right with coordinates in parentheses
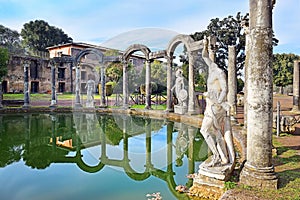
top-left (175, 68), bottom-right (183, 77)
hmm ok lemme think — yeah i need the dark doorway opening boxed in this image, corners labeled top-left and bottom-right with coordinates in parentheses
top-left (59, 82), bottom-right (65, 93)
top-left (2, 81), bottom-right (8, 93)
top-left (31, 82), bottom-right (39, 93)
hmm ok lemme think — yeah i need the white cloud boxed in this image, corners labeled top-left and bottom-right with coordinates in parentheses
top-left (1, 0), bottom-right (299, 54)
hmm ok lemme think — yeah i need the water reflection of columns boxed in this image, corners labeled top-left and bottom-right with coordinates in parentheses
top-left (123, 116), bottom-right (129, 162)
top-left (73, 112), bottom-right (82, 137)
top-left (100, 116), bottom-right (107, 159)
top-left (122, 61), bottom-right (129, 109)
top-left (74, 64), bottom-right (82, 108)
top-left (167, 121), bottom-right (174, 172)
top-left (166, 56), bottom-right (173, 112)
top-left (188, 52), bottom-right (196, 115)
top-left (145, 60), bottom-right (151, 109)
top-left (50, 61), bottom-right (57, 108)
top-left (100, 65), bottom-right (106, 107)
top-left (145, 118), bottom-right (153, 168)
top-left (23, 61), bottom-right (31, 108)
top-left (187, 126), bottom-right (196, 187)
top-left (50, 114), bottom-right (57, 149)
top-left (24, 114), bottom-right (31, 151)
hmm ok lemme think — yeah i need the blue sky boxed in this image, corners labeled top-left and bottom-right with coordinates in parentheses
top-left (0, 0), bottom-right (299, 54)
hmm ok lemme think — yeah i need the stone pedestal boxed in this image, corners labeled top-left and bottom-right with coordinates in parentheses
top-left (174, 105), bottom-right (187, 115)
top-left (198, 161), bottom-right (235, 182)
top-left (191, 158), bottom-right (233, 199)
top-left (189, 183), bottom-right (223, 200)
top-left (240, 163), bottom-right (278, 189)
top-left (194, 156), bottom-right (235, 188)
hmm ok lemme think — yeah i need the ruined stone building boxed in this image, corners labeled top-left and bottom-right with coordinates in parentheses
top-left (2, 42), bottom-right (145, 94)
top-left (3, 53), bottom-right (50, 94)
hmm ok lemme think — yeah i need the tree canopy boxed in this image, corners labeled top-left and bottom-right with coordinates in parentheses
top-left (0, 25), bottom-right (22, 53)
top-left (273, 53), bottom-right (300, 92)
top-left (21, 20), bottom-right (73, 52)
top-left (0, 47), bottom-right (9, 81)
top-left (191, 12), bottom-right (278, 75)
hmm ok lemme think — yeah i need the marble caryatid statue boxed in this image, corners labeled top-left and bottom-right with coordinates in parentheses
top-left (172, 68), bottom-right (188, 114)
top-left (85, 78), bottom-right (96, 108)
top-left (198, 36), bottom-right (235, 178)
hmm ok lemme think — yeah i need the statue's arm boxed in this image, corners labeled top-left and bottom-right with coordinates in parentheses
top-left (217, 71), bottom-right (228, 104)
top-left (202, 37), bottom-right (213, 67)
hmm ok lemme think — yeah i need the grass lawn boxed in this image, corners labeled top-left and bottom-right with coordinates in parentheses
top-left (226, 135), bottom-right (300, 200)
top-left (3, 93), bottom-right (51, 101)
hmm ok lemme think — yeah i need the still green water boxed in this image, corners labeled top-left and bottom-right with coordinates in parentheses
top-left (0, 113), bottom-right (208, 200)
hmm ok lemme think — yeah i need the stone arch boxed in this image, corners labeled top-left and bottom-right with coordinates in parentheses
top-left (165, 34), bottom-right (199, 115)
top-left (74, 48), bottom-right (104, 65)
top-left (73, 48), bottom-right (104, 108)
top-left (121, 44), bottom-right (152, 109)
top-left (166, 34), bottom-right (195, 57)
top-left (123, 44), bottom-right (151, 61)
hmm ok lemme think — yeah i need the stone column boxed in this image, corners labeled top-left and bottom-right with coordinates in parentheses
top-left (74, 64), bottom-right (82, 108)
top-left (100, 65), bottom-right (106, 107)
top-left (50, 62), bottom-right (57, 108)
top-left (145, 60), bottom-right (151, 109)
top-left (208, 36), bottom-right (217, 62)
top-left (242, 19), bottom-right (250, 129)
top-left (70, 62), bottom-right (74, 93)
top-left (227, 45), bottom-right (237, 120)
top-left (188, 51), bottom-right (196, 115)
top-left (166, 56), bottom-right (173, 112)
top-left (122, 61), bottom-right (129, 109)
top-left (23, 61), bottom-right (30, 108)
top-left (240, 0), bottom-right (278, 189)
top-left (292, 60), bottom-right (300, 112)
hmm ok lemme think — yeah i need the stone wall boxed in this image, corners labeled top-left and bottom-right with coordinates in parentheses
top-left (3, 55), bottom-right (51, 93)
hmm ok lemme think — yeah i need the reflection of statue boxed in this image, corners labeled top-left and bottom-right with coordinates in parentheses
top-left (199, 36), bottom-right (235, 168)
top-left (85, 79), bottom-right (95, 108)
top-left (172, 69), bottom-right (188, 114)
top-left (86, 113), bottom-right (95, 137)
top-left (174, 123), bottom-right (188, 167)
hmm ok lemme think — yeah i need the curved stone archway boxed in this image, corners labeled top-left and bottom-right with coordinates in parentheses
top-left (166, 34), bottom-right (195, 57)
top-left (123, 44), bottom-right (151, 61)
top-left (121, 44), bottom-right (152, 109)
top-left (73, 48), bottom-right (105, 108)
top-left (74, 48), bottom-right (104, 65)
top-left (165, 34), bottom-right (202, 115)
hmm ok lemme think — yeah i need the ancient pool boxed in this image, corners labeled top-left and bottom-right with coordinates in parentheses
top-left (0, 113), bottom-right (208, 200)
